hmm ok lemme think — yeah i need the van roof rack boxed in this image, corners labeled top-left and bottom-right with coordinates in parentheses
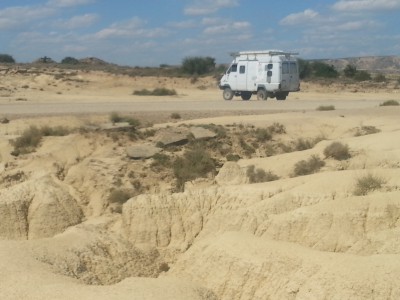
top-left (230, 50), bottom-right (299, 57)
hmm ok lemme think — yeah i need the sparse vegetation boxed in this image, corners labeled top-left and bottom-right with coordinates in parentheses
top-left (226, 154), bottom-right (240, 161)
top-left (353, 174), bottom-right (385, 196)
top-left (0, 54), bottom-right (15, 63)
top-left (181, 56), bottom-right (216, 75)
top-left (354, 125), bottom-right (380, 136)
top-left (354, 70), bottom-right (371, 81)
top-left (10, 125), bottom-right (71, 156)
top-left (133, 88), bottom-right (177, 96)
top-left (293, 155), bottom-right (325, 176)
top-left (109, 112), bottom-right (141, 128)
top-left (246, 165), bottom-right (279, 183)
top-left (380, 100), bottom-right (399, 106)
top-left (316, 105), bottom-right (335, 111)
top-left (61, 56), bottom-right (80, 65)
top-left (173, 148), bottom-right (216, 191)
top-left (324, 142), bottom-right (351, 160)
top-left (170, 112), bottom-right (181, 119)
top-left (108, 189), bottom-right (132, 204)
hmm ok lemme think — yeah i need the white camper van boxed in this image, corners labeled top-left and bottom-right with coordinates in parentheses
top-left (219, 50), bottom-right (300, 101)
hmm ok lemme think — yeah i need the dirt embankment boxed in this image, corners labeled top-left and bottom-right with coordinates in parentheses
top-left (1, 68), bottom-right (400, 299)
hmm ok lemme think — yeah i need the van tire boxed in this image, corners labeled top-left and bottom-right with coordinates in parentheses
top-left (257, 89), bottom-right (267, 101)
top-left (241, 92), bottom-right (252, 101)
top-left (223, 88), bottom-right (234, 100)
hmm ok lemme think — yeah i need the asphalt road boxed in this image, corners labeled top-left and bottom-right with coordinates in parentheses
top-left (0, 98), bottom-right (383, 116)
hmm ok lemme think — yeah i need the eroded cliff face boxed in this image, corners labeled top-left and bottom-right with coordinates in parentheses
top-left (1, 110), bottom-right (400, 300)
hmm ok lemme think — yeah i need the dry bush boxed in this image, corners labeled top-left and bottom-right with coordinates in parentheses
top-left (108, 189), bottom-right (132, 204)
top-left (247, 165), bottom-right (279, 183)
top-left (316, 105), bottom-right (335, 111)
top-left (354, 125), bottom-right (380, 136)
top-left (323, 142), bottom-right (351, 160)
top-left (10, 126), bottom-right (42, 156)
top-left (380, 100), bottom-right (399, 106)
top-left (133, 88), bottom-right (177, 96)
top-left (170, 112), bottom-right (181, 119)
top-left (268, 122), bottom-right (286, 134)
top-left (353, 174), bottom-right (385, 196)
top-left (293, 155), bottom-right (325, 176)
top-left (173, 148), bottom-right (216, 191)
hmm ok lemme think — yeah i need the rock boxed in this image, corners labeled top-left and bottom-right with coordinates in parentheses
top-left (0, 176), bottom-right (83, 240)
top-left (190, 127), bottom-right (217, 140)
top-left (100, 122), bottom-right (132, 131)
top-left (126, 144), bottom-right (161, 159)
top-left (215, 162), bottom-right (248, 185)
top-left (154, 127), bottom-right (189, 146)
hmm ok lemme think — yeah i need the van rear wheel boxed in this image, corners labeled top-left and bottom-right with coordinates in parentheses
top-left (257, 89), bottom-right (267, 101)
top-left (223, 88), bottom-right (234, 100)
top-left (241, 92), bottom-right (252, 101)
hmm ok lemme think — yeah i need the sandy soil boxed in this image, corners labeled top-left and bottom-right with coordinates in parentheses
top-left (1, 67), bottom-right (400, 299)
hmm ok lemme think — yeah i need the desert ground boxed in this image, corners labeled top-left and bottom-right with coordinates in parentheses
top-left (1, 65), bottom-right (400, 299)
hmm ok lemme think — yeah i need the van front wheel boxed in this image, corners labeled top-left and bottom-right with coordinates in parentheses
top-left (223, 88), bottom-right (234, 100)
top-left (257, 89), bottom-right (267, 101)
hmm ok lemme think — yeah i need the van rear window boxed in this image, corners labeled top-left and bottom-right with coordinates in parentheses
top-left (282, 62), bottom-right (289, 74)
top-left (290, 62), bottom-right (298, 74)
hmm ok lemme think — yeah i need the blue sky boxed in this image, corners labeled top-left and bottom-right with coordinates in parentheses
top-left (1, 0), bottom-right (399, 66)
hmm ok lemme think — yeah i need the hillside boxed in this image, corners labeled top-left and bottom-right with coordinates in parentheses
top-left (320, 56), bottom-right (400, 74)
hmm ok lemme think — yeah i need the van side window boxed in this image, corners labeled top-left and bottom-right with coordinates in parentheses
top-left (230, 64), bottom-right (237, 73)
top-left (282, 62), bottom-right (289, 74)
top-left (290, 62), bottom-right (298, 74)
top-left (239, 66), bottom-right (245, 74)
top-left (264, 64), bottom-right (273, 71)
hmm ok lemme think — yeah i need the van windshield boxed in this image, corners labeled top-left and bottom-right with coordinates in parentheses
top-left (228, 64), bottom-right (237, 73)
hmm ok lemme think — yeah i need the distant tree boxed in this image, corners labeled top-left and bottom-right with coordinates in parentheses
top-left (182, 56), bottom-right (216, 75)
top-left (311, 61), bottom-right (339, 78)
top-left (343, 64), bottom-right (357, 78)
top-left (354, 70), bottom-right (371, 81)
top-left (0, 54), bottom-right (16, 63)
top-left (298, 58), bottom-right (312, 79)
top-left (61, 56), bottom-right (80, 65)
top-left (373, 73), bottom-right (386, 83)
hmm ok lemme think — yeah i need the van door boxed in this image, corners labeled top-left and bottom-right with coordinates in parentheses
top-left (289, 61), bottom-right (299, 91)
top-left (237, 62), bottom-right (247, 91)
top-left (281, 62), bottom-right (290, 90)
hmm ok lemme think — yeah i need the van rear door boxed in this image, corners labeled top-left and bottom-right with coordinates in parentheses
top-left (281, 61), bottom-right (299, 91)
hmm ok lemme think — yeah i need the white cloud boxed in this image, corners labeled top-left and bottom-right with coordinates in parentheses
top-left (56, 14), bottom-right (98, 30)
top-left (47, 0), bottom-right (95, 8)
top-left (333, 0), bottom-right (400, 11)
top-left (280, 9), bottom-right (319, 26)
top-left (93, 18), bottom-right (169, 40)
top-left (168, 20), bottom-right (197, 29)
top-left (336, 20), bottom-right (379, 31)
top-left (0, 6), bottom-right (55, 29)
top-left (184, 0), bottom-right (239, 15)
top-left (204, 21), bottom-right (250, 35)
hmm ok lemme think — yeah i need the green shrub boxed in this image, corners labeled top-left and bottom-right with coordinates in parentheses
top-left (353, 174), bottom-right (385, 196)
top-left (0, 54), bottom-right (15, 63)
top-left (316, 105), bottom-right (335, 111)
top-left (10, 125), bottom-right (72, 156)
top-left (181, 56), bottom-right (215, 75)
top-left (40, 125), bottom-right (70, 136)
top-left (226, 154), bottom-right (240, 161)
top-left (311, 61), bottom-right (339, 78)
top-left (354, 70), bottom-right (371, 81)
top-left (133, 88), bottom-right (177, 96)
top-left (173, 148), bottom-right (216, 191)
top-left (268, 122), bottom-right (286, 134)
top-left (10, 126), bottom-right (42, 156)
top-left (255, 128), bottom-right (272, 142)
top-left (170, 112), bottom-right (181, 119)
top-left (61, 56), bottom-right (79, 65)
top-left (247, 165), bottom-right (279, 183)
top-left (354, 125), bottom-right (380, 136)
top-left (324, 142), bottom-right (351, 160)
top-left (380, 100), bottom-right (399, 106)
top-left (373, 73), bottom-right (386, 83)
top-left (293, 155), bottom-right (325, 176)
top-left (343, 64), bottom-right (357, 78)
top-left (108, 189), bottom-right (132, 204)
top-left (151, 153), bottom-right (171, 169)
